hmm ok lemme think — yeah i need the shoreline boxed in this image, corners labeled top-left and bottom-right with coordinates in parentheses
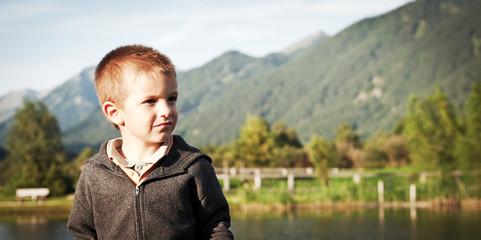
top-left (1, 198), bottom-right (481, 216)
top-left (229, 199), bottom-right (481, 212)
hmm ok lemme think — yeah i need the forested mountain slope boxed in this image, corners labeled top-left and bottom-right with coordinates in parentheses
top-left (176, 0), bottom-right (481, 146)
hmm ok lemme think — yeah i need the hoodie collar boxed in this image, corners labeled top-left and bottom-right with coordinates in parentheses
top-left (106, 135), bottom-right (172, 168)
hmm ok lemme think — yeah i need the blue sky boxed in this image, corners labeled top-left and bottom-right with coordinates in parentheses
top-left (0, 0), bottom-right (412, 96)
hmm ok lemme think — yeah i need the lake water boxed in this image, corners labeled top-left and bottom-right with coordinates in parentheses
top-left (1, 208), bottom-right (480, 239)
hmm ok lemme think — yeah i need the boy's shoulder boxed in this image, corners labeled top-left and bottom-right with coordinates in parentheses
top-left (161, 135), bottom-right (212, 169)
top-left (84, 141), bottom-right (110, 165)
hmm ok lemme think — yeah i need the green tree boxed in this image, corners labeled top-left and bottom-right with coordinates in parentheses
top-left (362, 131), bottom-right (389, 168)
top-left (273, 146), bottom-right (309, 168)
top-left (0, 147), bottom-right (14, 185)
top-left (383, 134), bottom-right (410, 166)
top-left (455, 83), bottom-right (481, 170)
top-left (201, 144), bottom-right (235, 168)
top-left (362, 131), bottom-right (409, 168)
top-left (68, 147), bottom-right (96, 188)
top-left (4, 100), bottom-right (71, 196)
top-left (335, 123), bottom-right (363, 168)
top-left (307, 135), bottom-right (331, 185)
top-left (233, 114), bottom-right (275, 167)
top-left (0, 147), bottom-right (6, 161)
top-left (402, 89), bottom-right (459, 172)
top-left (270, 121), bottom-right (307, 167)
top-left (271, 121), bottom-right (302, 148)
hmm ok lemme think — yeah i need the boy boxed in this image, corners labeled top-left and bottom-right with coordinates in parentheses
top-left (67, 45), bottom-right (234, 239)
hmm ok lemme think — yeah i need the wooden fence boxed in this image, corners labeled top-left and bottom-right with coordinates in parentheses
top-left (215, 168), bottom-right (478, 207)
top-left (215, 167), bottom-right (316, 192)
top-left (214, 167), bottom-right (417, 191)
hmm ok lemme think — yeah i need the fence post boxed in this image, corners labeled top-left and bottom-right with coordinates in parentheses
top-left (419, 172), bottom-right (426, 183)
top-left (222, 174), bottom-right (230, 192)
top-left (410, 184), bottom-right (416, 207)
top-left (378, 180), bottom-right (384, 207)
top-left (254, 169), bottom-right (262, 190)
top-left (353, 173), bottom-right (361, 184)
top-left (287, 174), bottom-right (295, 192)
top-left (229, 167), bottom-right (237, 176)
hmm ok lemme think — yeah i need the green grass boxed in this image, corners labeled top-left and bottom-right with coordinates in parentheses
top-left (1, 172), bottom-right (480, 215)
top-left (222, 173), bottom-right (481, 206)
top-left (0, 196), bottom-right (73, 216)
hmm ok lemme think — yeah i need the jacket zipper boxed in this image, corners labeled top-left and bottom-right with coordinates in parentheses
top-left (135, 185), bottom-right (143, 240)
top-left (94, 160), bottom-right (188, 239)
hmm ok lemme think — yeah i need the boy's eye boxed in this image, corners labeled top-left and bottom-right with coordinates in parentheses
top-left (144, 99), bottom-right (157, 104)
top-left (168, 96), bottom-right (178, 102)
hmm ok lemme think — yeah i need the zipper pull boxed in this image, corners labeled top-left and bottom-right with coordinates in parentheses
top-left (136, 185), bottom-right (139, 196)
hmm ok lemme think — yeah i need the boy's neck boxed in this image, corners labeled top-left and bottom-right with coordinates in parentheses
top-left (119, 139), bottom-right (163, 162)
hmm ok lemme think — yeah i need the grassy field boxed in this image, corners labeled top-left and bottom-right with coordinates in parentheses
top-left (222, 173), bottom-right (481, 209)
top-left (1, 172), bottom-right (480, 215)
top-left (0, 196), bottom-right (73, 216)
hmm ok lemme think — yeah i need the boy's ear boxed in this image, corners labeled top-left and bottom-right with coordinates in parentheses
top-left (102, 101), bottom-right (124, 126)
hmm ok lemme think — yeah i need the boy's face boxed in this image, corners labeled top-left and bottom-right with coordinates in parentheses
top-left (117, 72), bottom-right (178, 146)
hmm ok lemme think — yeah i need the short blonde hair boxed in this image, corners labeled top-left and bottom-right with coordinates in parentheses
top-left (94, 45), bottom-right (176, 109)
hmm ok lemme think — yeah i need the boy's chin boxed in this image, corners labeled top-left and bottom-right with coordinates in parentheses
top-left (155, 134), bottom-right (171, 144)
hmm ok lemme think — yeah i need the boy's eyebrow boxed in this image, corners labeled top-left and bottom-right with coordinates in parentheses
top-left (141, 91), bottom-right (178, 100)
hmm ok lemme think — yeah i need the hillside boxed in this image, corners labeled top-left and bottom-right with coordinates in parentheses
top-left (42, 67), bottom-right (98, 130)
top-left (0, 89), bottom-right (44, 122)
top-left (176, 0), bottom-right (481, 146)
top-left (2, 0), bottom-right (480, 151)
top-left (0, 67), bottom-right (98, 146)
top-left (0, 67), bottom-right (97, 131)
top-left (0, 30), bottom-right (327, 150)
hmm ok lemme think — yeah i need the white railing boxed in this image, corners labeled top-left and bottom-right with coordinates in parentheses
top-left (214, 168), bottom-right (480, 192)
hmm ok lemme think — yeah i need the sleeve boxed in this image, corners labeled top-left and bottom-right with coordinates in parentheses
top-left (191, 158), bottom-right (234, 240)
top-left (67, 164), bottom-right (98, 240)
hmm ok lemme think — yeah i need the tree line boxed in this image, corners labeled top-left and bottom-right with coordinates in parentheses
top-left (0, 83), bottom-right (480, 196)
top-left (0, 100), bottom-right (95, 196)
top-left (203, 83), bottom-right (481, 183)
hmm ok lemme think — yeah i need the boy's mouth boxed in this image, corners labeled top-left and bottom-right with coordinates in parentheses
top-left (154, 122), bottom-right (171, 128)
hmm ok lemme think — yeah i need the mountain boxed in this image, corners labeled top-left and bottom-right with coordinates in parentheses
top-left (0, 89), bottom-right (44, 122)
top-left (0, 89), bottom-right (49, 145)
top-left (281, 31), bottom-right (329, 56)
top-left (0, 67), bottom-right (98, 146)
top-left (177, 31), bottom-right (329, 116)
top-left (176, 0), bottom-right (481, 146)
top-left (62, 107), bottom-right (120, 152)
top-left (41, 67), bottom-right (98, 130)
top-left (2, 0), bottom-right (480, 151)
top-left (0, 67), bottom-right (97, 130)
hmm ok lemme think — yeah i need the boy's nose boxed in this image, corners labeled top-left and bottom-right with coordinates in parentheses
top-left (157, 101), bottom-right (172, 118)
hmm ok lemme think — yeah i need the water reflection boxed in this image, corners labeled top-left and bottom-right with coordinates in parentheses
top-left (16, 215), bottom-right (47, 225)
top-left (379, 206), bottom-right (385, 240)
top-left (230, 208), bottom-right (481, 240)
top-left (0, 214), bottom-right (73, 240)
top-left (410, 207), bottom-right (417, 240)
top-left (0, 208), bottom-right (480, 240)
top-left (378, 205), bottom-right (419, 240)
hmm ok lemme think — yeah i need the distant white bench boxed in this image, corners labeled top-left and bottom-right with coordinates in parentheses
top-left (16, 188), bottom-right (50, 204)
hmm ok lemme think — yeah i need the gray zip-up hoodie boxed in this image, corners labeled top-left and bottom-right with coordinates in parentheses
top-left (67, 135), bottom-right (233, 240)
